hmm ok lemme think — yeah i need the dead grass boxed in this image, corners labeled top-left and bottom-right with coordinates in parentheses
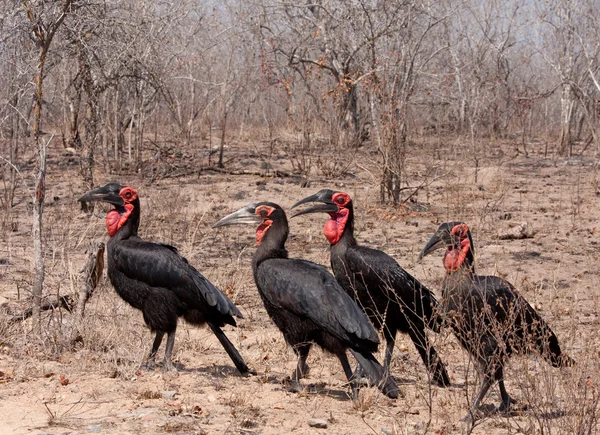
top-left (0, 138), bottom-right (599, 434)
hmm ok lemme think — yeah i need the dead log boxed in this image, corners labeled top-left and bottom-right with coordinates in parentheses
top-left (9, 295), bottom-right (75, 324)
top-left (75, 241), bottom-right (105, 317)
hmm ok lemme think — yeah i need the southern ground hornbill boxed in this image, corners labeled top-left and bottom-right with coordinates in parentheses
top-left (213, 202), bottom-right (400, 400)
top-left (79, 182), bottom-right (252, 374)
top-left (291, 190), bottom-right (450, 387)
top-left (420, 221), bottom-right (574, 416)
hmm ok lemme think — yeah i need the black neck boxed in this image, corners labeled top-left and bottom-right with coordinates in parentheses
top-left (252, 217), bottom-right (289, 271)
top-left (113, 199), bottom-right (141, 241)
top-left (334, 204), bottom-right (357, 249)
top-left (460, 232), bottom-right (476, 273)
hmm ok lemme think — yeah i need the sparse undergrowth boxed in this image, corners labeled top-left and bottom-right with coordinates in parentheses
top-left (1, 139), bottom-right (599, 434)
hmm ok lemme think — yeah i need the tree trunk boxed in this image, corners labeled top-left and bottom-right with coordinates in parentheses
top-left (559, 83), bottom-right (574, 156)
top-left (218, 109), bottom-right (228, 168)
top-left (77, 44), bottom-right (97, 213)
top-left (31, 47), bottom-right (48, 336)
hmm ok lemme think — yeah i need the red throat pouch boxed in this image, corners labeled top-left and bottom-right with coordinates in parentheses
top-left (443, 238), bottom-right (470, 272)
top-left (256, 220), bottom-right (273, 246)
top-left (105, 204), bottom-right (134, 237)
top-left (323, 209), bottom-right (349, 245)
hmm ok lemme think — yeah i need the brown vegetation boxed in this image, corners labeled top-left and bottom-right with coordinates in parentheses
top-left (1, 0), bottom-right (600, 433)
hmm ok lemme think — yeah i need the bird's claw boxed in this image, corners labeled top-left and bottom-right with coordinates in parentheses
top-left (140, 359), bottom-right (158, 370)
top-left (498, 400), bottom-right (527, 414)
top-left (161, 361), bottom-right (178, 373)
top-left (285, 380), bottom-right (303, 393)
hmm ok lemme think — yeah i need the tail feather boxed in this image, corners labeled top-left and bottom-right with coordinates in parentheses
top-left (208, 322), bottom-right (254, 375)
top-left (349, 349), bottom-right (401, 399)
top-left (545, 334), bottom-right (575, 368)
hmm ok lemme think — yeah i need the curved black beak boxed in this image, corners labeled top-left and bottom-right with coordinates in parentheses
top-left (290, 189), bottom-right (338, 218)
top-left (419, 235), bottom-right (445, 260)
top-left (419, 228), bottom-right (454, 260)
top-left (212, 205), bottom-right (262, 228)
top-left (78, 184), bottom-right (124, 206)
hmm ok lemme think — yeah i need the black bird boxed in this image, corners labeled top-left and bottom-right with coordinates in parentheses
top-left (420, 221), bottom-right (574, 416)
top-left (79, 182), bottom-right (252, 374)
top-left (213, 202), bottom-right (400, 400)
top-left (291, 190), bottom-right (450, 387)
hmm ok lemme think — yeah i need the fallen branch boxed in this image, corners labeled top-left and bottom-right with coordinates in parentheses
top-left (9, 295), bottom-right (75, 324)
top-left (8, 241), bottom-right (105, 324)
top-left (157, 166), bottom-right (297, 180)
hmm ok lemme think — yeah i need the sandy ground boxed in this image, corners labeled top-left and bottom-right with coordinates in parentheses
top-left (1, 138), bottom-right (599, 434)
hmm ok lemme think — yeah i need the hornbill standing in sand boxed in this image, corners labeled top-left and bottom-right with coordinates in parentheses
top-left (291, 190), bottom-right (451, 387)
top-left (420, 221), bottom-right (574, 416)
top-left (213, 202), bottom-right (400, 400)
top-left (78, 182), bottom-right (252, 374)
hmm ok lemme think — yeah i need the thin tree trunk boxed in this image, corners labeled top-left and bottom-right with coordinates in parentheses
top-left (218, 109), bottom-right (228, 168)
top-left (113, 88), bottom-right (120, 171)
top-left (559, 83), bottom-right (574, 156)
top-left (79, 45), bottom-right (97, 213)
top-left (31, 47), bottom-right (48, 336)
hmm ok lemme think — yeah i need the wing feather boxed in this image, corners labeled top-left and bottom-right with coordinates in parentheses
top-left (112, 240), bottom-right (241, 318)
top-left (256, 259), bottom-right (379, 344)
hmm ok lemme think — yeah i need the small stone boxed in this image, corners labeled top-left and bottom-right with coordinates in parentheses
top-left (498, 222), bottom-right (535, 240)
top-left (308, 418), bottom-right (328, 429)
top-left (70, 386), bottom-right (80, 393)
top-left (161, 390), bottom-right (177, 400)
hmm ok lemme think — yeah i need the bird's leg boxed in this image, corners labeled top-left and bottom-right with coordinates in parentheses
top-left (462, 377), bottom-right (494, 422)
top-left (141, 331), bottom-right (164, 370)
top-left (498, 379), bottom-right (519, 412)
top-left (382, 327), bottom-right (397, 376)
top-left (407, 326), bottom-right (451, 387)
top-left (287, 344), bottom-right (311, 393)
top-left (338, 352), bottom-right (360, 401)
top-left (162, 331), bottom-right (177, 372)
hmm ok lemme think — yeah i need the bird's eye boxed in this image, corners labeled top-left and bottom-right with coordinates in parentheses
top-left (334, 193), bottom-right (349, 205)
top-left (125, 191), bottom-right (132, 198)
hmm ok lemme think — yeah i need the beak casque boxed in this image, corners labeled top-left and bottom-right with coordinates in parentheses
top-left (290, 190), bottom-right (338, 218)
top-left (78, 184), bottom-right (125, 206)
top-left (212, 205), bottom-right (263, 228)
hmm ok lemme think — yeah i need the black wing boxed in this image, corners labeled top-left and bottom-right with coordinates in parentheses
top-left (256, 258), bottom-right (379, 348)
top-left (112, 239), bottom-right (242, 318)
top-left (345, 245), bottom-right (440, 328)
top-left (475, 275), bottom-right (571, 366)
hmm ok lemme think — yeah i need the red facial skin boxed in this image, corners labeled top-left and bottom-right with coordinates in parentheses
top-left (255, 205), bottom-right (275, 246)
top-left (443, 224), bottom-right (471, 273)
top-left (323, 192), bottom-right (351, 245)
top-left (106, 187), bottom-right (138, 237)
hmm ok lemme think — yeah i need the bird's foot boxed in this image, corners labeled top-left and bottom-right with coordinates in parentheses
top-left (140, 359), bottom-right (158, 371)
top-left (460, 404), bottom-right (495, 423)
top-left (161, 360), bottom-right (178, 373)
top-left (285, 380), bottom-right (304, 394)
top-left (498, 399), bottom-right (527, 415)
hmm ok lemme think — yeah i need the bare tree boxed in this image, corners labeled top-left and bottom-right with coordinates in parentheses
top-left (20, 0), bottom-right (75, 335)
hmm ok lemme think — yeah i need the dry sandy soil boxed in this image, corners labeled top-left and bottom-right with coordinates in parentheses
top-left (1, 138), bottom-right (599, 434)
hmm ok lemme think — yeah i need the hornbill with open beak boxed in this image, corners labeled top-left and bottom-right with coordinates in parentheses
top-left (213, 202), bottom-right (400, 400)
top-left (291, 190), bottom-right (450, 387)
top-left (420, 221), bottom-right (574, 416)
top-left (79, 182), bottom-right (252, 374)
